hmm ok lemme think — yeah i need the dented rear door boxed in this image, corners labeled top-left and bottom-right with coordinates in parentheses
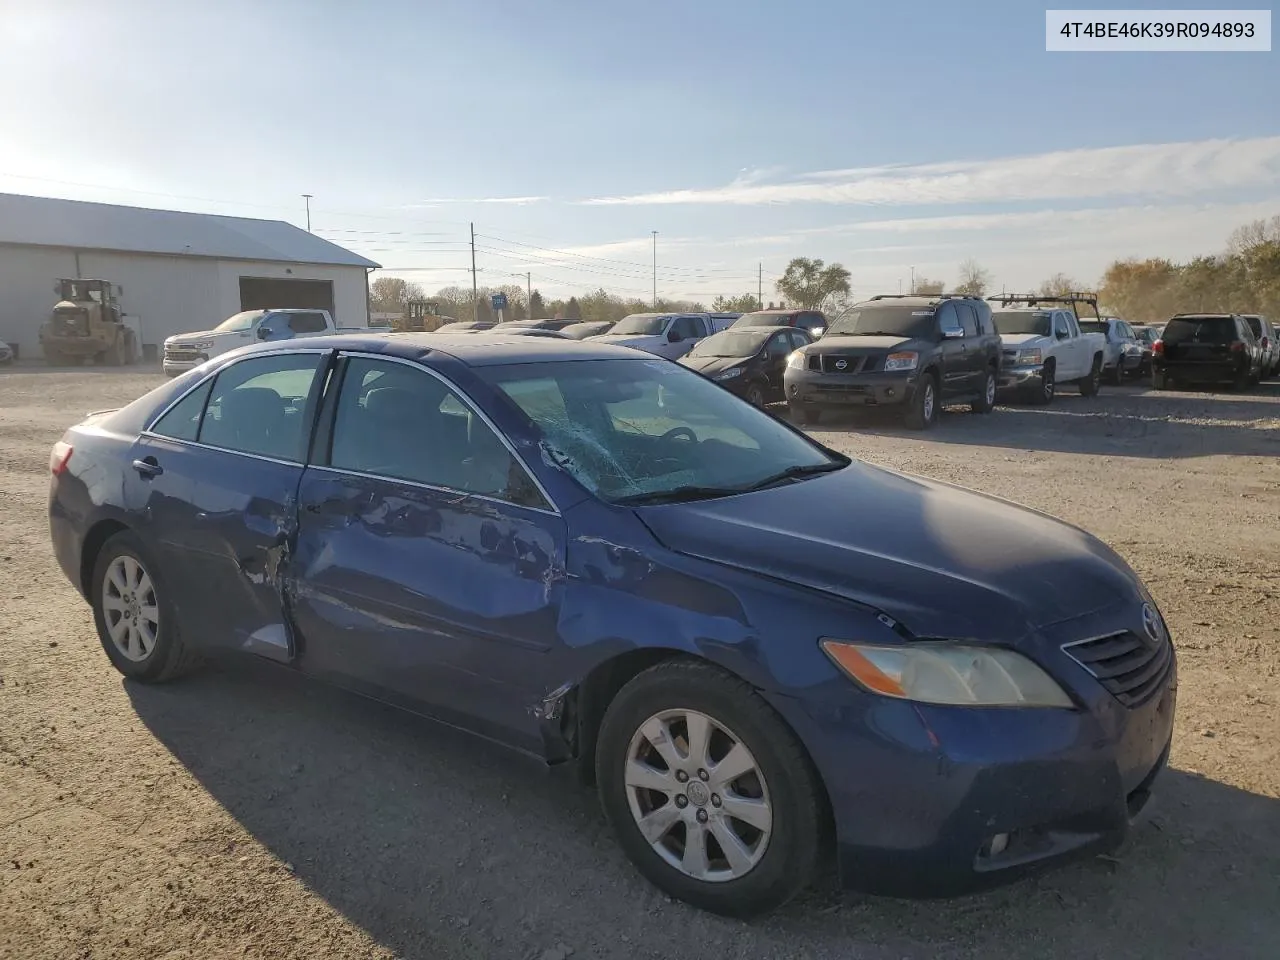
top-left (133, 350), bottom-right (330, 662)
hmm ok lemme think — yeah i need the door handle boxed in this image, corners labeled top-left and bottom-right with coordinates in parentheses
top-left (132, 457), bottom-right (163, 478)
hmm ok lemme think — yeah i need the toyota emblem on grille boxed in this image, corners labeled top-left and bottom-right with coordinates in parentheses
top-left (834, 359), bottom-right (848, 370)
top-left (1141, 603), bottom-right (1164, 644)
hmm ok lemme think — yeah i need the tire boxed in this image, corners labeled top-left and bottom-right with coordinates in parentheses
top-left (745, 382), bottom-right (766, 408)
top-left (91, 530), bottom-right (201, 683)
top-left (792, 404), bottom-right (821, 425)
top-left (1108, 362), bottom-right (1125, 386)
top-left (1029, 362), bottom-right (1056, 405)
top-left (1232, 370), bottom-right (1252, 392)
top-left (903, 372), bottom-right (938, 429)
top-left (103, 337), bottom-right (125, 367)
top-left (1078, 356), bottom-right (1102, 397)
top-left (1152, 371), bottom-right (1170, 390)
top-left (970, 368), bottom-right (996, 414)
top-left (595, 659), bottom-right (826, 918)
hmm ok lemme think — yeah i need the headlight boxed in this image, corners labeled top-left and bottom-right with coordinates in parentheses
top-left (1016, 348), bottom-right (1043, 365)
top-left (786, 350), bottom-right (806, 369)
top-left (883, 351), bottom-right (918, 372)
top-left (714, 367), bottom-right (742, 381)
top-left (821, 640), bottom-right (1073, 708)
top-left (192, 340), bottom-right (216, 350)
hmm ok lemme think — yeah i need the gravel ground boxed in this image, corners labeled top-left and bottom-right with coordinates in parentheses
top-left (1, 366), bottom-right (1278, 960)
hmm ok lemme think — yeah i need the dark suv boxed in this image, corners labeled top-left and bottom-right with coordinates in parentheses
top-left (783, 294), bottom-right (1002, 429)
top-left (730, 309), bottom-right (828, 338)
top-left (1152, 314), bottom-right (1263, 390)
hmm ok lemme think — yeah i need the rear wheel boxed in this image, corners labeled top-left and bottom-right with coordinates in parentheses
top-left (970, 369), bottom-right (996, 414)
top-left (91, 530), bottom-right (200, 683)
top-left (595, 660), bottom-right (826, 918)
top-left (1232, 369), bottom-right (1252, 392)
top-left (904, 373), bottom-right (938, 429)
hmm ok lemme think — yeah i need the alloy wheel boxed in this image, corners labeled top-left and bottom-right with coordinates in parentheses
top-left (101, 555), bottom-right (159, 662)
top-left (624, 709), bottom-right (773, 882)
top-left (922, 381), bottom-right (936, 422)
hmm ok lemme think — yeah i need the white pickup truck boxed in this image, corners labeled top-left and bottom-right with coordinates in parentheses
top-left (587, 312), bottom-right (731, 360)
top-left (163, 308), bottom-right (353, 377)
top-left (989, 300), bottom-right (1106, 403)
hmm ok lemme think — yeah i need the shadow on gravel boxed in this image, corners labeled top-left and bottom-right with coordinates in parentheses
top-left (127, 662), bottom-right (1280, 960)
top-left (802, 383), bottom-right (1280, 460)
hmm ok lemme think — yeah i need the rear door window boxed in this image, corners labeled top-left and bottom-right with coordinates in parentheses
top-left (955, 302), bottom-right (979, 336)
top-left (197, 353), bottom-right (325, 461)
top-left (671, 316), bottom-right (703, 340)
top-left (289, 312), bottom-right (329, 334)
top-left (150, 380), bottom-right (213, 441)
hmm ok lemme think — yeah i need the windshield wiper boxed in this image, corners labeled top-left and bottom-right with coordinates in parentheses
top-left (742, 459), bottom-right (847, 492)
top-left (614, 485), bottom-right (745, 506)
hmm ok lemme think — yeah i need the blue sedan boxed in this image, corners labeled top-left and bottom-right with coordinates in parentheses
top-left (47, 333), bottom-right (1176, 916)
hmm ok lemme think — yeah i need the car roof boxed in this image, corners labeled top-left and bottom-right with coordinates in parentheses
top-left (263, 331), bottom-right (646, 367)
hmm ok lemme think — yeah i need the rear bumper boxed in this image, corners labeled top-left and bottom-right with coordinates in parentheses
top-left (1153, 359), bottom-right (1246, 382)
top-left (784, 369), bottom-right (917, 408)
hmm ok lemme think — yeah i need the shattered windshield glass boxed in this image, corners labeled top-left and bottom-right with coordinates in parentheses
top-left (479, 358), bottom-right (843, 502)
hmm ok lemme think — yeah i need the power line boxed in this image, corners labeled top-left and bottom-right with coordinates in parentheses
top-left (475, 232), bottom-right (753, 276)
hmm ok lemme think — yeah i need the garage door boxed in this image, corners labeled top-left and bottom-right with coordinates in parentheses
top-left (239, 277), bottom-right (334, 314)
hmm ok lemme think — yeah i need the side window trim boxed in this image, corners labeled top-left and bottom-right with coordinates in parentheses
top-left (318, 351), bottom-right (560, 516)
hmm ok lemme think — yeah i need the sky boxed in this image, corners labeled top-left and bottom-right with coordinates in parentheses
top-left (1, 0), bottom-right (1277, 304)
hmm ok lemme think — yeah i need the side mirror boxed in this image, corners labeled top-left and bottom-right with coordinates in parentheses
top-left (942, 327), bottom-right (964, 339)
top-left (256, 326), bottom-right (270, 340)
top-left (667, 330), bottom-right (683, 343)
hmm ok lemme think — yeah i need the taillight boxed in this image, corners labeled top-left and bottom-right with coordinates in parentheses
top-left (50, 441), bottom-right (73, 476)
top-left (1230, 341), bottom-right (1245, 353)
top-left (1152, 339), bottom-right (1164, 356)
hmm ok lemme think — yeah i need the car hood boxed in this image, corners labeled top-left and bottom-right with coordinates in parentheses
top-left (165, 330), bottom-right (223, 345)
top-left (680, 355), bottom-right (749, 375)
top-left (637, 462), bottom-right (1139, 640)
top-left (998, 333), bottom-right (1050, 348)
top-left (811, 334), bottom-right (915, 351)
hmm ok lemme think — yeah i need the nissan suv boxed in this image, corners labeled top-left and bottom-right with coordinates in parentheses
top-left (783, 294), bottom-right (1002, 429)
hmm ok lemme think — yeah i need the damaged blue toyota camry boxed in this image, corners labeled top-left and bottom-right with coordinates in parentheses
top-left (48, 333), bottom-right (1176, 917)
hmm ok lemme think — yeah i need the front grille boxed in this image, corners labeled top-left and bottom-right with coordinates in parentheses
top-left (1063, 630), bottom-right (1172, 707)
top-left (819, 354), bottom-right (878, 374)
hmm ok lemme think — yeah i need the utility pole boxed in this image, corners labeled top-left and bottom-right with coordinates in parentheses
top-left (651, 231), bottom-right (658, 307)
top-left (526, 271), bottom-right (532, 319)
top-left (302, 194), bottom-right (312, 232)
top-left (758, 262), bottom-right (763, 308)
top-left (909, 265), bottom-right (915, 295)
top-left (470, 222), bottom-right (479, 322)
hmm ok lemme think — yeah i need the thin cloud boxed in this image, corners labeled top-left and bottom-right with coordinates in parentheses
top-left (580, 137), bottom-right (1280, 207)
top-left (407, 196), bottom-right (548, 206)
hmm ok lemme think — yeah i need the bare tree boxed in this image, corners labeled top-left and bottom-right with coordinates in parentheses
top-left (1037, 273), bottom-right (1083, 297)
top-left (369, 276), bottom-right (424, 313)
top-left (955, 259), bottom-right (991, 296)
top-left (912, 276), bottom-right (945, 295)
top-left (1226, 215), bottom-right (1280, 255)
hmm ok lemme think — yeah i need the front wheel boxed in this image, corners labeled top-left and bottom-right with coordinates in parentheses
top-left (1078, 356), bottom-right (1102, 397)
top-left (744, 382), bottom-right (766, 408)
top-left (1029, 363), bottom-right (1056, 405)
top-left (970, 369), bottom-right (996, 414)
top-left (596, 660), bottom-right (826, 918)
top-left (91, 530), bottom-right (201, 682)
top-left (903, 373), bottom-right (938, 429)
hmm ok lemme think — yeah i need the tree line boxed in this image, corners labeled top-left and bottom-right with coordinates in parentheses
top-left (370, 214), bottom-right (1280, 326)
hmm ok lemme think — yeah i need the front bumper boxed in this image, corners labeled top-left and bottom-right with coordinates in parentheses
top-left (163, 353), bottom-right (208, 376)
top-left (771, 651), bottom-right (1177, 898)
top-left (784, 369), bottom-right (916, 408)
top-left (998, 363), bottom-right (1045, 391)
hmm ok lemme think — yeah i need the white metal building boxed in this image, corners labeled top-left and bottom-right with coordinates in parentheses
top-left (0, 192), bottom-right (379, 361)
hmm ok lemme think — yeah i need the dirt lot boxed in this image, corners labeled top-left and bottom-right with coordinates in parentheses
top-left (1, 366), bottom-right (1278, 960)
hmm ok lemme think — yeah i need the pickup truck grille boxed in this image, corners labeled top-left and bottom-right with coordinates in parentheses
top-left (813, 354), bottom-right (879, 374)
top-left (1063, 630), bottom-right (1172, 707)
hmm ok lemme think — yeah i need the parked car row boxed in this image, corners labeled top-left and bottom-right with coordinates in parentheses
top-left (1152, 313), bottom-right (1277, 390)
